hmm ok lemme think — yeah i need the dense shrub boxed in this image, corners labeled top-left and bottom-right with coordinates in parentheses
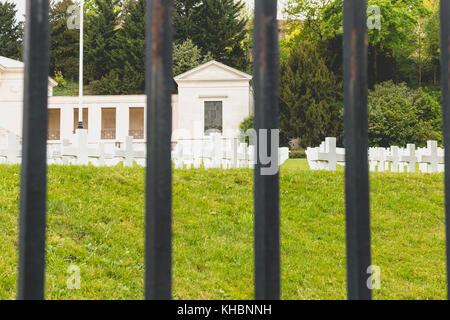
top-left (368, 81), bottom-right (442, 147)
top-left (289, 149), bottom-right (306, 159)
top-left (239, 115), bottom-right (253, 133)
top-left (279, 41), bottom-right (343, 148)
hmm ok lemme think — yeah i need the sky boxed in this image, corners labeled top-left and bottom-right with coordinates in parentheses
top-left (244, 0), bottom-right (287, 19)
top-left (6, 0), bottom-right (287, 22)
top-left (4, 0), bottom-right (26, 21)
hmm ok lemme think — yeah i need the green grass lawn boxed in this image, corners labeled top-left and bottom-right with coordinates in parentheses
top-left (0, 159), bottom-right (446, 299)
top-left (53, 80), bottom-right (97, 96)
top-left (53, 80), bottom-right (79, 96)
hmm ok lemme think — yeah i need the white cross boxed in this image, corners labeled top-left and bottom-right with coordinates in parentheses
top-left (181, 139), bottom-right (194, 169)
top-left (237, 143), bottom-right (248, 168)
top-left (387, 146), bottom-right (400, 172)
top-left (305, 147), bottom-right (319, 170)
top-left (420, 140), bottom-right (443, 173)
top-left (318, 137), bottom-right (344, 171)
top-left (368, 148), bottom-right (378, 172)
top-left (61, 139), bottom-right (77, 164)
top-left (278, 147), bottom-right (290, 166)
top-left (192, 140), bottom-right (203, 169)
top-left (171, 143), bottom-right (183, 169)
top-left (210, 133), bottom-right (222, 168)
top-left (75, 129), bottom-right (90, 165)
top-left (231, 138), bottom-right (238, 169)
top-left (201, 139), bottom-right (213, 169)
top-left (248, 145), bottom-right (256, 169)
top-left (0, 134), bottom-right (20, 164)
top-left (115, 136), bottom-right (145, 167)
top-left (62, 129), bottom-right (98, 165)
top-left (89, 142), bottom-right (113, 167)
top-left (400, 144), bottom-right (417, 173)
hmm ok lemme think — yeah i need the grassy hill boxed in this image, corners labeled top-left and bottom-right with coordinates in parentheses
top-left (0, 160), bottom-right (446, 299)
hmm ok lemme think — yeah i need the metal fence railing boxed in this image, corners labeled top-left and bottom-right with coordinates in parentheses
top-left (440, 0), bottom-right (450, 300)
top-left (343, 0), bottom-right (371, 300)
top-left (253, 1), bottom-right (280, 300)
top-left (15, 0), bottom-right (450, 300)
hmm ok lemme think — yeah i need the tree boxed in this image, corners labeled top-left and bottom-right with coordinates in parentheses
top-left (99, 0), bottom-right (147, 94)
top-left (174, 0), bottom-right (250, 71)
top-left (239, 115), bottom-right (254, 143)
top-left (173, 0), bottom-right (202, 41)
top-left (279, 41), bottom-right (342, 148)
top-left (0, 1), bottom-right (23, 60)
top-left (284, 0), bottom-right (432, 87)
top-left (173, 39), bottom-right (212, 77)
top-left (424, 4), bottom-right (440, 86)
top-left (85, 0), bottom-right (121, 82)
top-left (284, 0), bottom-right (337, 42)
top-left (50, 0), bottom-right (79, 80)
top-left (368, 81), bottom-right (441, 147)
top-left (90, 0), bottom-right (212, 95)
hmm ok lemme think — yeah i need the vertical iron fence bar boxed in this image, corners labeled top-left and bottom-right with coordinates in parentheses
top-left (440, 0), bottom-right (450, 300)
top-left (145, 0), bottom-right (173, 300)
top-left (253, 0), bottom-right (280, 300)
top-left (343, 0), bottom-right (371, 300)
top-left (17, 0), bottom-right (50, 300)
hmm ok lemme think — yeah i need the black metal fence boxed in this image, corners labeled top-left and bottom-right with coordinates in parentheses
top-left (15, 0), bottom-right (450, 300)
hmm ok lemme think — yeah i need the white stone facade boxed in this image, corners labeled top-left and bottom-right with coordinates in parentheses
top-left (0, 58), bottom-right (253, 146)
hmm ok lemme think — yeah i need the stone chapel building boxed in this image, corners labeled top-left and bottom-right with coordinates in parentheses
top-left (0, 56), bottom-right (253, 146)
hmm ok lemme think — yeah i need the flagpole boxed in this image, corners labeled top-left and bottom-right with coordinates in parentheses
top-left (77, 0), bottom-right (84, 129)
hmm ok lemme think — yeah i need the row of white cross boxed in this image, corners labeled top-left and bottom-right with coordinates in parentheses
top-left (306, 137), bottom-right (445, 173)
top-left (172, 133), bottom-right (290, 169)
top-left (0, 130), bottom-right (145, 167)
top-left (0, 130), bottom-right (290, 169)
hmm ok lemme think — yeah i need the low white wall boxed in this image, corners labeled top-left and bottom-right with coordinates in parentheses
top-left (0, 94), bottom-right (180, 144)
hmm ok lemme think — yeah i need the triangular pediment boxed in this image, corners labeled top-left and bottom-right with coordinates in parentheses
top-left (0, 56), bottom-right (24, 70)
top-left (0, 56), bottom-right (58, 88)
top-left (174, 60), bottom-right (252, 82)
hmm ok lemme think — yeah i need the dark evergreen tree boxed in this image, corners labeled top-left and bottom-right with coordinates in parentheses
top-left (173, 39), bottom-right (212, 77)
top-left (50, 0), bottom-right (79, 80)
top-left (173, 0), bottom-right (202, 42)
top-left (368, 81), bottom-right (442, 147)
top-left (85, 0), bottom-right (121, 82)
top-left (174, 0), bottom-right (250, 71)
top-left (424, 6), bottom-right (440, 86)
top-left (105, 0), bottom-right (146, 94)
top-left (91, 0), bottom-right (214, 95)
top-left (279, 41), bottom-right (342, 148)
top-left (0, 1), bottom-right (23, 60)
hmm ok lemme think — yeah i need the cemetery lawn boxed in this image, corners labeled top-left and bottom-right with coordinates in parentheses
top-left (0, 159), bottom-right (446, 300)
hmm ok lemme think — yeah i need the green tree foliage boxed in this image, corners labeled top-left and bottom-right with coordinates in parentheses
top-left (50, 0), bottom-right (79, 80)
top-left (47, 0), bottom-right (250, 94)
top-left (85, 0), bottom-right (121, 82)
top-left (0, 1), bottom-right (23, 60)
top-left (279, 41), bottom-right (342, 148)
top-left (424, 4), bottom-right (440, 86)
top-left (239, 115), bottom-right (254, 134)
top-left (173, 39), bottom-right (212, 77)
top-left (238, 115), bottom-right (254, 143)
top-left (283, 0), bottom-right (432, 87)
top-left (90, 0), bottom-right (213, 95)
top-left (368, 81), bottom-right (442, 147)
top-left (91, 0), bottom-right (147, 94)
top-left (174, 0), bottom-right (250, 71)
top-left (173, 0), bottom-right (202, 41)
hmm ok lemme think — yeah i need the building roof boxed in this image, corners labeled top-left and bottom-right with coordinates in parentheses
top-left (174, 60), bottom-right (252, 82)
top-left (0, 55), bottom-right (58, 87)
top-left (0, 56), bottom-right (25, 70)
